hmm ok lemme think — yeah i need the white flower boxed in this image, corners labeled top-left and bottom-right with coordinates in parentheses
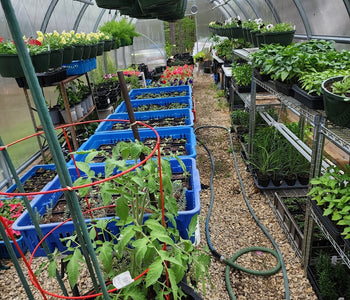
top-left (266, 24), bottom-right (274, 30)
top-left (236, 15), bottom-right (241, 21)
top-left (255, 18), bottom-right (263, 24)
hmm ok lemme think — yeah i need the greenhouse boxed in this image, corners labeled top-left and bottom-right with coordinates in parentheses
top-left (0, 0), bottom-right (350, 299)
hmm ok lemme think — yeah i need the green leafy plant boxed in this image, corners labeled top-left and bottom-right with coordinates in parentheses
top-left (308, 164), bottom-right (350, 239)
top-left (330, 75), bottom-right (350, 98)
top-left (232, 62), bottom-right (252, 87)
top-left (230, 109), bottom-right (249, 126)
top-left (299, 69), bottom-right (350, 96)
top-left (45, 141), bottom-right (211, 298)
top-left (99, 19), bottom-right (140, 47)
top-left (260, 22), bottom-right (294, 33)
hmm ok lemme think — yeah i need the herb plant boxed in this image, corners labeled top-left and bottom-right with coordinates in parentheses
top-left (331, 75), bottom-right (350, 98)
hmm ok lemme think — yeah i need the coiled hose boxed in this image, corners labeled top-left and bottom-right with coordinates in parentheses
top-left (194, 125), bottom-right (290, 300)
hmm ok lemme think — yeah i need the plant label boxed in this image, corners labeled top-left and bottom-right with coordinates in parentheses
top-left (112, 271), bottom-right (134, 289)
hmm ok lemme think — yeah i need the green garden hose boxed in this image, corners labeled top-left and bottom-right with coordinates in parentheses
top-left (194, 125), bottom-right (290, 300)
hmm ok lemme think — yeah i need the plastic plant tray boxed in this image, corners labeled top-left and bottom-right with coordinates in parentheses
top-left (129, 85), bottom-right (192, 100)
top-left (0, 235), bottom-right (28, 258)
top-left (13, 159), bottom-right (200, 256)
top-left (95, 108), bottom-right (194, 132)
top-left (6, 164), bottom-right (57, 196)
top-left (68, 126), bottom-right (197, 165)
top-left (114, 96), bottom-right (192, 113)
top-left (63, 58), bottom-right (96, 76)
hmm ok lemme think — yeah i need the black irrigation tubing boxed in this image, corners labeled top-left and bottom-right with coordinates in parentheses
top-left (194, 125), bottom-right (290, 300)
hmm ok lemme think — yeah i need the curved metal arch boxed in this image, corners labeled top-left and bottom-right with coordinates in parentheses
top-left (230, 0), bottom-right (250, 19)
top-left (40, 0), bottom-right (59, 32)
top-left (93, 9), bottom-right (106, 32)
top-left (263, 0), bottom-right (281, 23)
top-left (73, 3), bottom-right (89, 31)
top-left (245, 0), bottom-right (261, 18)
top-left (343, 0), bottom-right (350, 16)
top-left (292, 0), bottom-right (312, 39)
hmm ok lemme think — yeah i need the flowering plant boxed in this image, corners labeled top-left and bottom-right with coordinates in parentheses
top-left (154, 64), bottom-right (194, 87)
top-left (0, 197), bottom-right (25, 239)
top-left (260, 22), bottom-right (295, 33)
top-left (0, 36), bottom-right (49, 55)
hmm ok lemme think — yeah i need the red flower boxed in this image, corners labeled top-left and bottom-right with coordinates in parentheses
top-left (0, 37), bottom-right (3, 43)
top-left (27, 38), bottom-right (41, 46)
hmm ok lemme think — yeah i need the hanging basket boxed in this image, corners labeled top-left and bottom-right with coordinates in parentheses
top-left (62, 46), bottom-right (74, 65)
top-left (257, 30), bottom-right (295, 47)
top-left (72, 44), bottom-right (84, 60)
top-left (48, 49), bottom-right (64, 69)
top-left (96, 41), bottom-right (104, 56)
top-left (82, 45), bottom-right (92, 60)
top-left (229, 26), bottom-right (244, 39)
top-left (95, 0), bottom-right (135, 9)
top-left (103, 40), bottom-right (113, 52)
top-left (89, 44), bottom-right (98, 58)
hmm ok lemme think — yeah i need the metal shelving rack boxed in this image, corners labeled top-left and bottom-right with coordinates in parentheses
top-left (232, 48), bottom-right (350, 271)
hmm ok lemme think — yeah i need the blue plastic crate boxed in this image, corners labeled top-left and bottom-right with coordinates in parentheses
top-left (0, 235), bottom-right (28, 258)
top-left (95, 109), bottom-right (194, 132)
top-left (63, 58), bottom-right (96, 76)
top-left (6, 164), bottom-right (57, 198)
top-left (114, 96), bottom-right (192, 113)
top-left (69, 126), bottom-right (196, 165)
top-left (13, 159), bottom-right (200, 256)
top-left (145, 79), bottom-right (152, 86)
top-left (129, 85), bottom-right (192, 100)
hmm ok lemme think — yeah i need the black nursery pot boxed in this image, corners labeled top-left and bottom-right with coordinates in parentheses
top-left (284, 174), bottom-right (297, 186)
top-left (256, 171), bottom-right (270, 187)
top-left (297, 172), bottom-right (310, 185)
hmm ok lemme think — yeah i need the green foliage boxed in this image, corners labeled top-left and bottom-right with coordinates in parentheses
top-left (331, 75), bottom-right (350, 98)
top-left (249, 40), bottom-right (350, 83)
top-left (99, 18), bottom-right (140, 46)
top-left (308, 164), bottom-right (350, 239)
top-left (47, 140), bottom-right (211, 298)
top-left (164, 16), bottom-right (196, 56)
top-left (193, 51), bottom-right (205, 62)
top-left (230, 109), bottom-right (249, 126)
top-left (260, 22), bottom-right (294, 33)
top-left (214, 39), bottom-right (233, 60)
top-left (299, 69), bottom-right (350, 96)
top-left (315, 251), bottom-right (350, 299)
top-left (232, 62), bottom-right (252, 87)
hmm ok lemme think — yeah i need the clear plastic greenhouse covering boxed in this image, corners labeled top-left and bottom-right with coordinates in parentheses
top-left (0, 0), bottom-right (349, 176)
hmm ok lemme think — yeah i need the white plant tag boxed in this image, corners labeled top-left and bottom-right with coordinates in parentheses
top-left (112, 271), bottom-right (134, 289)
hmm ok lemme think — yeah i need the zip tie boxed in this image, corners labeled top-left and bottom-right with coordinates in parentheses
top-left (0, 145), bottom-right (8, 151)
top-left (130, 121), bottom-right (138, 127)
top-left (66, 186), bottom-right (73, 191)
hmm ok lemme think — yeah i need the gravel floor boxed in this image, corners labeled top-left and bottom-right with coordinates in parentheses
top-left (0, 70), bottom-right (318, 299)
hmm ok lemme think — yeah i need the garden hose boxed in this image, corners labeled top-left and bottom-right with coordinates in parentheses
top-left (194, 125), bottom-right (290, 300)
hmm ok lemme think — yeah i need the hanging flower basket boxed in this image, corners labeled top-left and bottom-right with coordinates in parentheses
top-left (96, 41), bottom-right (104, 56)
top-left (72, 44), bottom-right (84, 60)
top-left (62, 46), bottom-right (74, 65)
top-left (103, 39), bottom-right (113, 51)
top-left (256, 30), bottom-right (295, 47)
top-left (48, 48), bottom-right (63, 69)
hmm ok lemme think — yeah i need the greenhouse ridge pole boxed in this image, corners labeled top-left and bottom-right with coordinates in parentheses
top-left (0, 1), bottom-right (110, 299)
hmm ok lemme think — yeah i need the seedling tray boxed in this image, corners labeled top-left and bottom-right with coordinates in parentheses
top-left (114, 96), bottom-right (192, 113)
top-left (95, 108), bottom-right (194, 132)
top-left (68, 126), bottom-right (196, 165)
top-left (129, 85), bottom-right (192, 100)
top-left (13, 159), bottom-right (200, 256)
top-left (6, 164), bottom-right (57, 196)
top-left (292, 85), bottom-right (324, 110)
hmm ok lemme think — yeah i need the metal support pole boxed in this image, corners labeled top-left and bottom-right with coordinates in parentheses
top-left (0, 137), bottom-right (69, 296)
top-left (23, 87), bottom-right (46, 162)
top-left (0, 220), bottom-right (35, 299)
top-left (0, 1), bottom-right (110, 298)
top-left (248, 71), bottom-right (256, 157)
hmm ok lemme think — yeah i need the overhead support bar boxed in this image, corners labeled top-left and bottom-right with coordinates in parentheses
top-left (294, 34), bottom-right (350, 44)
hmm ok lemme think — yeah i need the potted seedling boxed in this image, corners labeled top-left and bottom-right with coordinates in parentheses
top-left (322, 75), bottom-right (350, 128)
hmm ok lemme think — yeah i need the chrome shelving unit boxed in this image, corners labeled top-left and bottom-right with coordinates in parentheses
top-left (232, 47), bottom-right (350, 272)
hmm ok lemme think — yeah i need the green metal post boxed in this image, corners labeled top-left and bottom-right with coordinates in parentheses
top-left (0, 1), bottom-right (110, 298)
top-left (0, 137), bottom-right (69, 296)
top-left (0, 222), bottom-right (35, 300)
